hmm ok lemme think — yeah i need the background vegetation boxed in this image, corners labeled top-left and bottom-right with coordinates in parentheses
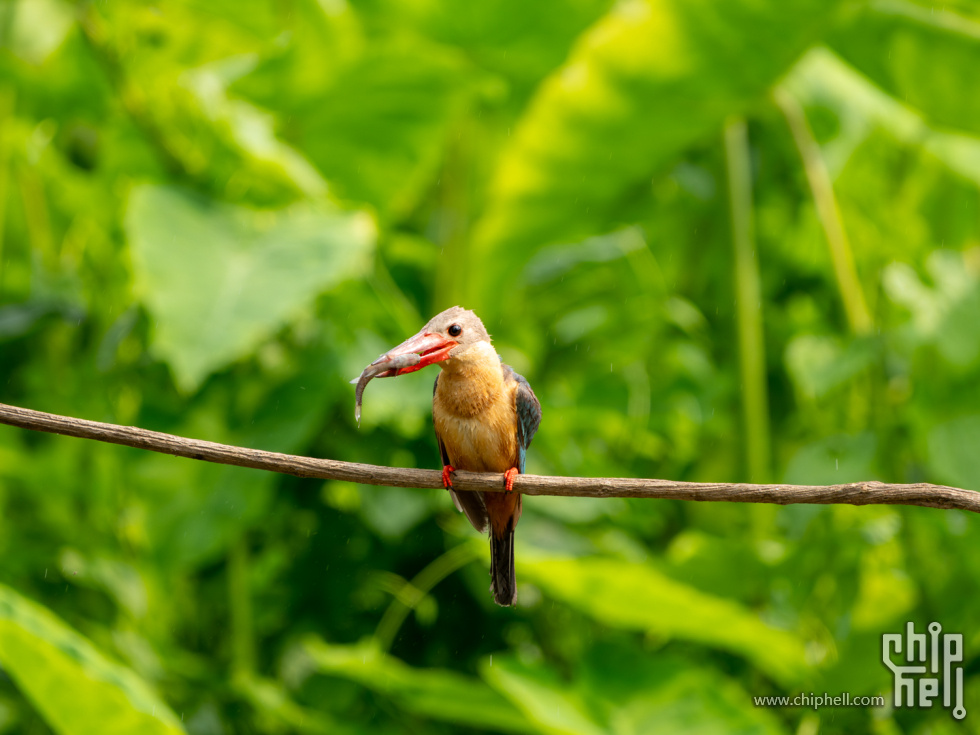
top-left (1, 0), bottom-right (979, 733)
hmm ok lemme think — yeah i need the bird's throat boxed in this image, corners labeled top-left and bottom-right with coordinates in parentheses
top-left (436, 349), bottom-right (506, 419)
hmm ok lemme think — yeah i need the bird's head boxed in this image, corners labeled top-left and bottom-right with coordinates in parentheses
top-left (380, 306), bottom-right (492, 375)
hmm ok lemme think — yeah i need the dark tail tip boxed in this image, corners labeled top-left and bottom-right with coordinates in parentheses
top-left (490, 529), bottom-right (517, 606)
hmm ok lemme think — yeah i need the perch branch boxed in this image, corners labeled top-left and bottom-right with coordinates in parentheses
top-left (0, 402), bottom-right (977, 513)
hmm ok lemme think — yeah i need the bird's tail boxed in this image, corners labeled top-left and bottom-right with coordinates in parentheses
top-left (490, 525), bottom-right (517, 606)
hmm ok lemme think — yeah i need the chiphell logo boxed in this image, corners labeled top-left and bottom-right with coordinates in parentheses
top-left (883, 622), bottom-right (966, 721)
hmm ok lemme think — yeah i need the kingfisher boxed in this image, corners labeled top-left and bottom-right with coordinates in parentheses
top-left (375, 306), bottom-right (541, 606)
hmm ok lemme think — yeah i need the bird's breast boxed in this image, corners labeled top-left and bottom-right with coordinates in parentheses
top-left (434, 373), bottom-right (518, 474)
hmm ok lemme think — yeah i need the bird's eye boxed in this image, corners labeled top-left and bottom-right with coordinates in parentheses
top-left (448, 324), bottom-right (462, 338)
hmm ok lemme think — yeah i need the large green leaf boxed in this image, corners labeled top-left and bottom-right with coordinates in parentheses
top-left (232, 4), bottom-right (476, 219)
top-left (519, 554), bottom-right (809, 686)
top-left (782, 48), bottom-right (980, 186)
top-left (482, 649), bottom-right (787, 735)
top-left (352, 0), bottom-right (612, 96)
top-left (286, 42), bottom-right (475, 218)
top-left (302, 637), bottom-right (536, 733)
top-left (0, 584), bottom-right (184, 735)
top-left (829, 0), bottom-right (980, 137)
top-left (471, 0), bottom-right (843, 314)
top-left (126, 185), bottom-right (375, 392)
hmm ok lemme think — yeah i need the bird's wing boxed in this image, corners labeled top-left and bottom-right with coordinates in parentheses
top-left (434, 372), bottom-right (488, 532)
top-left (506, 367), bottom-right (542, 474)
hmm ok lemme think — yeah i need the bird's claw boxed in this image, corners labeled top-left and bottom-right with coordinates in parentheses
top-left (441, 465), bottom-right (456, 489)
top-left (504, 467), bottom-right (519, 493)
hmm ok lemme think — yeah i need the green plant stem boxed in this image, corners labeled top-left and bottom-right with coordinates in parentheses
top-left (374, 543), bottom-right (479, 652)
top-left (724, 117), bottom-right (772, 484)
top-left (17, 163), bottom-right (54, 270)
top-left (774, 87), bottom-right (873, 335)
top-left (228, 537), bottom-right (256, 677)
top-left (0, 88), bottom-right (12, 297)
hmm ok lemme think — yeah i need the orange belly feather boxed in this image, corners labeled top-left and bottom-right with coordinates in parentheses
top-left (433, 377), bottom-right (518, 473)
top-left (433, 351), bottom-right (523, 536)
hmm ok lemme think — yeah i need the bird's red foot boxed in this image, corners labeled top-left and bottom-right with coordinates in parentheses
top-left (503, 467), bottom-right (519, 493)
top-left (441, 465), bottom-right (456, 489)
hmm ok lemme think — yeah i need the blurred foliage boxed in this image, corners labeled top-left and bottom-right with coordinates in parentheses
top-left (1, 0), bottom-right (980, 733)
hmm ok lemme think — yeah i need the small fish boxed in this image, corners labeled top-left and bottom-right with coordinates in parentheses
top-left (350, 352), bottom-right (421, 425)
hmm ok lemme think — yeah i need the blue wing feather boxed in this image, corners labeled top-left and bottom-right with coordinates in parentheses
top-left (504, 366), bottom-right (541, 474)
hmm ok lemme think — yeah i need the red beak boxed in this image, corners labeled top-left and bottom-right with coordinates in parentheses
top-left (377, 330), bottom-right (458, 375)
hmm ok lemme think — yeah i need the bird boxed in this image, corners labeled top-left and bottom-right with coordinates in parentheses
top-left (376, 306), bottom-right (541, 606)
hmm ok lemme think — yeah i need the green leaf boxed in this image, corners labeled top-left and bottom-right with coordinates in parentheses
top-left (784, 433), bottom-right (877, 487)
top-left (481, 656), bottom-right (605, 735)
top-left (482, 649), bottom-right (787, 735)
top-left (234, 675), bottom-right (351, 735)
top-left (0, 584), bottom-right (185, 735)
top-left (3, 0), bottom-right (75, 65)
top-left (928, 415), bottom-right (980, 492)
top-left (288, 42), bottom-right (475, 218)
top-left (180, 56), bottom-right (329, 200)
top-left (353, 0), bottom-right (612, 96)
top-left (302, 637), bottom-right (536, 733)
top-left (357, 486), bottom-right (440, 540)
top-left (883, 251), bottom-right (980, 366)
top-left (784, 335), bottom-right (877, 400)
top-left (472, 0), bottom-right (843, 314)
top-left (664, 530), bottom-right (768, 603)
top-left (829, 0), bottom-right (980, 137)
top-left (783, 48), bottom-right (980, 188)
top-left (126, 185), bottom-right (375, 392)
top-left (234, 16), bottom-right (476, 219)
top-left (518, 554), bottom-right (809, 686)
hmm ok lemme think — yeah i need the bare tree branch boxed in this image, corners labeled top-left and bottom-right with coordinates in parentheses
top-left (1, 402), bottom-right (977, 513)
